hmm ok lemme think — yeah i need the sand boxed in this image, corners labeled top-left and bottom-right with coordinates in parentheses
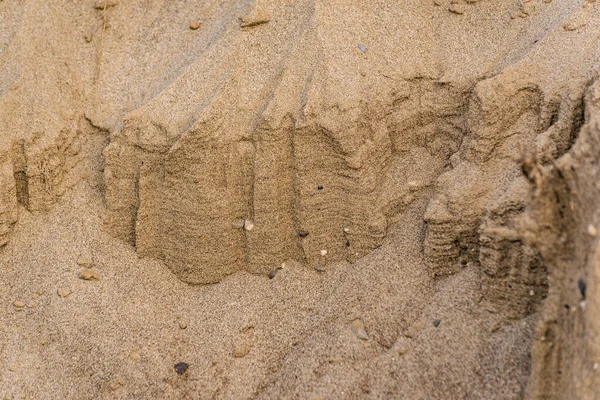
top-left (1, 0), bottom-right (599, 398)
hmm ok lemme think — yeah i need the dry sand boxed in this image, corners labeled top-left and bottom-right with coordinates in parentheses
top-left (0, 183), bottom-right (535, 399)
top-left (1, 0), bottom-right (600, 398)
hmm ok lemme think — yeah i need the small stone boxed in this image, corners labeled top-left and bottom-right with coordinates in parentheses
top-left (317, 185), bottom-right (324, 190)
top-left (27, 302), bottom-right (36, 309)
top-left (578, 278), bottom-right (586, 299)
top-left (343, 227), bottom-right (350, 233)
top-left (346, 241), bottom-right (350, 247)
top-left (174, 362), bottom-right (189, 375)
top-left (179, 321), bottom-right (188, 330)
top-left (320, 249), bottom-right (328, 256)
top-left (298, 230), bottom-right (309, 238)
top-left (244, 219), bottom-right (255, 231)
top-left (268, 269), bottom-right (278, 279)
top-left (57, 288), bottom-right (72, 298)
top-left (14, 301), bottom-right (25, 308)
top-left (233, 345), bottom-right (251, 358)
top-left (79, 268), bottom-right (101, 281)
top-left (433, 319), bottom-right (441, 327)
top-left (357, 44), bottom-right (366, 53)
top-left (77, 250), bottom-right (95, 268)
top-left (529, 289), bottom-right (535, 296)
top-left (588, 224), bottom-right (597, 237)
top-left (189, 21), bottom-right (201, 30)
top-left (594, 363), bottom-right (599, 371)
top-left (351, 319), bottom-right (369, 340)
top-left (314, 265), bottom-right (326, 272)
top-left (460, 260), bottom-right (467, 266)
top-left (130, 352), bottom-right (141, 362)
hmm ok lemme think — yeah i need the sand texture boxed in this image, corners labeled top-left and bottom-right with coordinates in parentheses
top-left (1, 0), bottom-right (600, 398)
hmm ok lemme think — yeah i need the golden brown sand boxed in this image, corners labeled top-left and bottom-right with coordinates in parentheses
top-left (1, 0), bottom-right (600, 398)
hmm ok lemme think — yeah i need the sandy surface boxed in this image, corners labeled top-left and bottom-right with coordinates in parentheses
top-left (0, 182), bottom-right (535, 399)
top-left (1, 0), bottom-right (600, 398)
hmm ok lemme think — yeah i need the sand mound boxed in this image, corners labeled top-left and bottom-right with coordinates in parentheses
top-left (1, 0), bottom-right (599, 398)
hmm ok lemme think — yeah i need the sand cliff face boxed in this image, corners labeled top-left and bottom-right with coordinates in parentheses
top-left (1, 0), bottom-right (600, 398)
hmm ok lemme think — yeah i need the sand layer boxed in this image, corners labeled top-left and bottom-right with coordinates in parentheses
top-left (1, 0), bottom-right (600, 398)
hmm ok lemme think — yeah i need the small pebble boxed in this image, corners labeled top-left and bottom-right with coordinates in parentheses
top-left (317, 185), bottom-right (324, 190)
top-left (460, 260), bottom-right (467, 266)
top-left (268, 269), bottom-right (278, 279)
top-left (130, 352), bottom-right (141, 362)
top-left (57, 288), bottom-right (72, 298)
top-left (343, 227), bottom-right (350, 233)
top-left (189, 21), bottom-right (201, 30)
top-left (314, 265), bottom-right (326, 272)
top-left (529, 289), bottom-right (535, 296)
top-left (594, 363), bottom-right (599, 371)
top-left (578, 278), bottom-right (586, 299)
top-left (244, 219), bottom-right (255, 231)
top-left (179, 321), bottom-right (188, 330)
top-left (320, 249), bottom-right (328, 256)
top-left (346, 241), bottom-right (350, 247)
top-left (298, 230), bottom-right (309, 238)
top-left (357, 44), bottom-right (366, 53)
top-left (433, 319), bottom-right (441, 327)
top-left (351, 319), bottom-right (369, 340)
top-left (174, 362), bottom-right (189, 375)
top-left (14, 301), bottom-right (25, 309)
top-left (588, 224), bottom-right (597, 237)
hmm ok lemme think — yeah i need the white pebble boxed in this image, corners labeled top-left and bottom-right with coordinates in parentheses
top-left (320, 250), bottom-right (328, 256)
top-left (588, 224), bottom-right (597, 237)
top-left (529, 290), bottom-right (535, 296)
top-left (343, 227), bottom-right (350, 233)
top-left (594, 363), bottom-right (599, 371)
top-left (244, 220), bottom-right (255, 231)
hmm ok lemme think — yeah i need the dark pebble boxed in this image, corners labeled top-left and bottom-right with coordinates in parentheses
top-left (346, 241), bottom-right (350, 247)
top-left (578, 278), bottom-right (586, 299)
top-left (268, 269), bottom-right (278, 279)
top-left (174, 362), bottom-right (189, 375)
top-left (459, 244), bottom-right (468, 250)
top-left (298, 230), bottom-right (309, 238)
top-left (317, 185), bottom-right (324, 190)
top-left (433, 319), bottom-right (441, 327)
top-left (460, 260), bottom-right (467, 266)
